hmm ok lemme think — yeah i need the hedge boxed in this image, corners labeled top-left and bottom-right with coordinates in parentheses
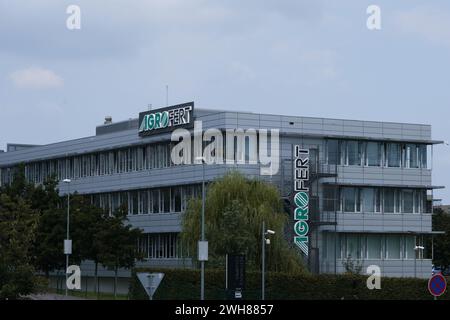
top-left (129, 268), bottom-right (450, 300)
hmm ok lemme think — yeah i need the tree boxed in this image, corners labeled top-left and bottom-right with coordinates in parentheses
top-left (431, 208), bottom-right (450, 267)
top-left (181, 171), bottom-right (306, 273)
top-left (31, 177), bottom-right (66, 278)
top-left (0, 193), bottom-right (40, 299)
top-left (70, 194), bottom-right (106, 295)
top-left (98, 206), bottom-right (143, 298)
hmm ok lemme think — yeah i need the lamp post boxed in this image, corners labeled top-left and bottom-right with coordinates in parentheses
top-left (261, 221), bottom-right (275, 300)
top-left (63, 178), bottom-right (71, 296)
top-left (414, 242), bottom-right (425, 278)
top-left (195, 156), bottom-right (206, 300)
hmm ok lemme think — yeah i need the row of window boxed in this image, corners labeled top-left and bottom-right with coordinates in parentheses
top-left (326, 140), bottom-right (430, 168)
top-left (0, 136), bottom-right (251, 186)
top-left (137, 233), bottom-right (181, 259)
top-left (92, 184), bottom-right (202, 216)
top-left (0, 142), bottom-right (174, 186)
top-left (323, 186), bottom-right (431, 214)
top-left (323, 233), bottom-right (426, 260)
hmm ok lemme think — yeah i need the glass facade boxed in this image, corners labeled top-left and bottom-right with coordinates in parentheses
top-left (325, 186), bottom-right (428, 214)
top-left (91, 184), bottom-right (202, 216)
top-left (0, 142), bottom-right (175, 186)
top-left (328, 233), bottom-right (425, 260)
top-left (137, 233), bottom-right (180, 259)
top-left (322, 185), bottom-right (430, 214)
top-left (326, 140), bottom-right (429, 169)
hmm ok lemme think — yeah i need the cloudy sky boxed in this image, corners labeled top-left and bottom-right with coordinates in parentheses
top-left (1, 0), bottom-right (450, 201)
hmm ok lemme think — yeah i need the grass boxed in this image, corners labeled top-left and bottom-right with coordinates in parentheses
top-left (47, 287), bottom-right (129, 300)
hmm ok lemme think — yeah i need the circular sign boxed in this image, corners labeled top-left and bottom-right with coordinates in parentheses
top-left (294, 192), bottom-right (308, 208)
top-left (428, 274), bottom-right (447, 297)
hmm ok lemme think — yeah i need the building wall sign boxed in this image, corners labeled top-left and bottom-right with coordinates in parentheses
top-left (138, 102), bottom-right (194, 136)
top-left (293, 145), bottom-right (309, 256)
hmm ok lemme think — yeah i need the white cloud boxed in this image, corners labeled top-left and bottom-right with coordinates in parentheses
top-left (395, 6), bottom-right (450, 47)
top-left (10, 67), bottom-right (64, 89)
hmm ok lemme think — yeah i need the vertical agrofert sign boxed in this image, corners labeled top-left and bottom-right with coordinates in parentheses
top-left (293, 146), bottom-right (309, 256)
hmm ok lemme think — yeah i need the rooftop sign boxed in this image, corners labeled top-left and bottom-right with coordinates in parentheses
top-left (138, 102), bottom-right (194, 136)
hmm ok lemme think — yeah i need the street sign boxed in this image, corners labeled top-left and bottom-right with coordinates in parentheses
top-left (198, 241), bottom-right (208, 261)
top-left (137, 272), bottom-right (165, 300)
top-left (64, 239), bottom-right (72, 254)
top-left (428, 273), bottom-right (447, 297)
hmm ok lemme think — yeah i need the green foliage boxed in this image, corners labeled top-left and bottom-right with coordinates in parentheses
top-left (32, 177), bottom-right (66, 276)
top-left (432, 208), bottom-right (450, 267)
top-left (0, 193), bottom-right (40, 299)
top-left (129, 267), bottom-right (450, 300)
top-left (342, 255), bottom-right (363, 275)
top-left (181, 171), bottom-right (305, 273)
top-left (0, 165), bottom-right (143, 298)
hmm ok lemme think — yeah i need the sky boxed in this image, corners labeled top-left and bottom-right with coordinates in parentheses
top-left (1, 0), bottom-right (450, 202)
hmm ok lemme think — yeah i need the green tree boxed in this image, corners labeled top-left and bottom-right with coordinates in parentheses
top-left (0, 193), bottom-right (40, 299)
top-left (31, 177), bottom-right (66, 278)
top-left (432, 208), bottom-right (450, 267)
top-left (98, 206), bottom-right (143, 298)
top-left (70, 194), bottom-right (105, 295)
top-left (181, 171), bottom-right (306, 273)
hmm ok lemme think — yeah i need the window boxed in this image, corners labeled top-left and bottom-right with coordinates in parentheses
top-left (402, 190), bottom-right (414, 213)
top-left (365, 142), bottom-right (381, 166)
top-left (346, 235), bottom-right (360, 259)
top-left (138, 235), bottom-right (149, 259)
top-left (327, 140), bottom-right (339, 165)
top-left (387, 143), bottom-right (401, 167)
top-left (415, 190), bottom-right (425, 214)
top-left (366, 235), bottom-right (382, 259)
top-left (384, 188), bottom-right (400, 213)
top-left (419, 145), bottom-right (427, 168)
top-left (386, 235), bottom-right (401, 259)
top-left (406, 144), bottom-right (419, 168)
top-left (404, 236), bottom-right (415, 260)
top-left (347, 141), bottom-right (361, 166)
top-left (147, 233), bottom-right (179, 259)
top-left (362, 188), bottom-right (375, 213)
top-left (323, 185), bottom-right (337, 211)
top-left (161, 188), bottom-right (171, 213)
top-left (172, 187), bottom-right (182, 212)
top-left (343, 188), bottom-right (356, 212)
top-left (151, 190), bottom-right (160, 213)
top-left (139, 190), bottom-right (149, 214)
top-left (130, 191), bottom-right (138, 215)
top-left (120, 192), bottom-right (128, 212)
top-left (111, 193), bottom-right (120, 214)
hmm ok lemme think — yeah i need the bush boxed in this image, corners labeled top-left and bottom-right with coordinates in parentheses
top-left (129, 268), bottom-right (450, 300)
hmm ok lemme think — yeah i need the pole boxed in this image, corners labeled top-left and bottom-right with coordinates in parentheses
top-left (414, 235), bottom-right (417, 278)
top-left (65, 188), bottom-right (70, 296)
top-left (201, 161), bottom-right (205, 300)
top-left (261, 221), bottom-right (265, 300)
top-left (225, 254), bottom-right (228, 290)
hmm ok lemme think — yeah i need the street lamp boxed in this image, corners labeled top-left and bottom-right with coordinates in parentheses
top-left (195, 156), bottom-right (207, 300)
top-left (63, 178), bottom-right (71, 296)
top-left (261, 221), bottom-right (275, 300)
top-left (414, 242), bottom-right (425, 278)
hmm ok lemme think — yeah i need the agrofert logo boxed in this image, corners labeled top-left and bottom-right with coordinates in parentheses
top-left (139, 102), bottom-right (194, 136)
top-left (293, 146), bottom-right (309, 256)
